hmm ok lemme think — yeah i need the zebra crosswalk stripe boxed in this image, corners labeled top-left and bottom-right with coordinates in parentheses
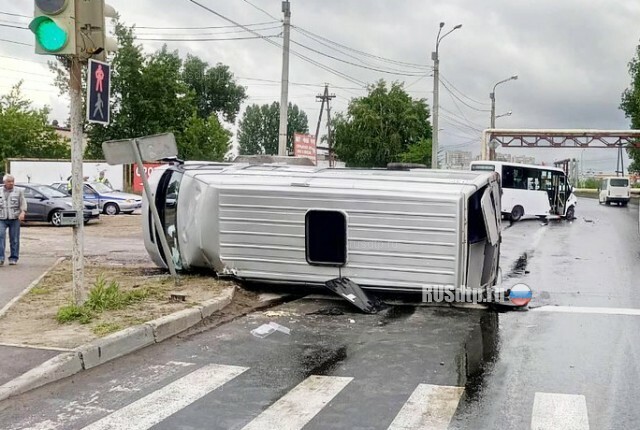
top-left (240, 375), bottom-right (353, 430)
top-left (387, 384), bottom-right (464, 430)
top-left (531, 392), bottom-right (590, 430)
top-left (80, 363), bottom-right (248, 430)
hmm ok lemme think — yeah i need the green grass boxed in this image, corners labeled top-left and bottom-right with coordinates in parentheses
top-left (56, 275), bottom-right (149, 325)
top-left (92, 322), bottom-right (122, 336)
top-left (29, 286), bottom-right (51, 296)
top-left (56, 304), bottom-right (93, 324)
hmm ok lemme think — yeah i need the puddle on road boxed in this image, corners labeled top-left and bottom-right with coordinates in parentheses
top-left (299, 345), bottom-right (348, 377)
top-left (503, 252), bottom-right (530, 280)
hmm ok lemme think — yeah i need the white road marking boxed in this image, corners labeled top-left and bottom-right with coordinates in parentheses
top-left (241, 375), bottom-right (353, 430)
top-left (387, 384), bottom-right (464, 430)
top-left (81, 363), bottom-right (248, 430)
top-left (531, 392), bottom-right (589, 430)
top-left (533, 305), bottom-right (640, 316)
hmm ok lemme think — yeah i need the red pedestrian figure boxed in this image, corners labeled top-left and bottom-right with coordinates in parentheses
top-left (95, 64), bottom-right (104, 93)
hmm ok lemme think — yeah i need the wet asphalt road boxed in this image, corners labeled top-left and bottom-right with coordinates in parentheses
top-left (0, 198), bottom-right (639, 429)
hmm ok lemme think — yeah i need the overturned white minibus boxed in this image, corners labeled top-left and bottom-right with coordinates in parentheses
top-left (143, 163), bottom-right (503, 301)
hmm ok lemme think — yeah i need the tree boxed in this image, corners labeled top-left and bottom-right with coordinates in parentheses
top-left (84, 22), bottom-right (197, 159)
top-left (621, 42), bottom-right (640, 173)
top-left (237, 102), bottom-right (309, 155)
top-left (182, 55), bottom-right (247, 123)
top-left (332, 80), bottom-right (432, 167)
top-left (0, 82), bottom-right (70, 170)
top-left (179, 114), bottom-right (232, 161)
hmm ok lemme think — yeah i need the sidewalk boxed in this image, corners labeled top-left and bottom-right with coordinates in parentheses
top-left (0, 255), bottom-right (63, 387)
top-left (0, 255), bottom-right (57, 311)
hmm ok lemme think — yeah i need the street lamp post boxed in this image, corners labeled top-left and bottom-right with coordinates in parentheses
top-left (431, 22), bottom-right (462, 169)
top-left (489, 75), bottom-right (518, 160)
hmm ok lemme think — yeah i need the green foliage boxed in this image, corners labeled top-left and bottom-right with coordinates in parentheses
top-left (333, 80), bottom-right (432, 167)
top-left (579, 178), bottom-right (600, 189)
top-left (0, 81), bottom-right (70, 169)
top-left (621, 43), bottom-right (640, 172)
top-left (92, 322), bottom-right (122, 336)
top-left (399, 138), bottom-right (432, 166)
top-left (56, 304), bottom-right (93, 324)
top-left (237, 102), bottom-right (309, 155)
top-left (85, 274), bottom-right (148, 312)
top-left (80, 19), bottom-right (244, 161)
top-left (56, 275), bottom-right (147, 324)
top-left (179, 114), bottom-right (232, 161)
top-left (182, 55), bottom-right (247, 123)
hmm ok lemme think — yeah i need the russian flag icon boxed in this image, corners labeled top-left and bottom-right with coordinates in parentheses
top-left (510, 283), bottom-right (532, 306)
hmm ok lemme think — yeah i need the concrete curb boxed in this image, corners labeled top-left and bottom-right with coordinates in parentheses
top-left (0, 256), bottom-right (66, 320)
top-left (0, 286), bottom-right (236, 402)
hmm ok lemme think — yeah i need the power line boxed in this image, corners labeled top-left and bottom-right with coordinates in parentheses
top-left (289, 39), bottom-right (427, 77)
top-left (238, 76), bottom-right (365, 91)
top-left (440, 79), bottom-right (491, 113)
top-left (135, 20), bottom-right (279, 30)
top-left (440, 74), bottom-right (490, 107)
top-left (0, 11), bottom-right (30, 19)
top-left (136, 25), bottom-right (282, 37)
top-left (137, 34), bottom-right (280, 42)
top-left (0, 23), bottom-right (27, 30)
top-left (184, 0), bottom-right (366, 87)
top-left (440, 106), bottom-right (485, 131)
top-left (291, 26), bottom-right (431, 75)
top-left (292, 25), bottom-right (431, 70)
top-left (0, 54), bottom-right (48, 65)
top-left (0, 38), bottom-right (30, 46)
top-left (241, 0), bottom-right (280, 21)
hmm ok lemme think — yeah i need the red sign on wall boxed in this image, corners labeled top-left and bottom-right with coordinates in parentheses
top-left (294, 133), bottom-right (317, 165)
top-left (132, 163), bottom-right (163, 193)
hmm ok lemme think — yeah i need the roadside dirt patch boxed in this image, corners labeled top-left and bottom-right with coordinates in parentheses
top-left (0, 259), bottom-right (241, 349)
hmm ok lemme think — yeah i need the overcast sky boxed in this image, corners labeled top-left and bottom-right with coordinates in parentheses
top-left (1, 0), bottom-right (639, 172)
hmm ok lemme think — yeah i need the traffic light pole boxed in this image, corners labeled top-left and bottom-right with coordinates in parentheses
top-left (70, 56), bottom-right (86, 305)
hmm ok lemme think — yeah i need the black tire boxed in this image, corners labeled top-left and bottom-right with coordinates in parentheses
top-left (49, 210), bottom-right (63, 227)
top-left (622, 201), bottom-right (628, 207)
top-left (510, 205), bottom-right (524, 222)
top-left (605, 200), bottom-right (611, 205)
top-left (566, 206), bottom-right (575, 220)
top-left (104, 203), bottom-right (120, 215)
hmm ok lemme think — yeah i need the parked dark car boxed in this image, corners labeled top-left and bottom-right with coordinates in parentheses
top-left (16, 183), bottom-right (100, 226)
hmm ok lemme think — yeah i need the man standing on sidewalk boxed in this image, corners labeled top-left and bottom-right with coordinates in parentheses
top-left (0, 175), bottom-right (27, 266)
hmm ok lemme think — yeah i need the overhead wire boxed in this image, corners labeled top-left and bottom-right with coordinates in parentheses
top-left (240, 0), bottom-right (280, 21)
top-left (184, 0), bottom-right (366, 87)
top-left (135, 20), bottom-right (279, 30)
top-left (292, 25), bottom-right (431, 70)
top-left (440, 74), bottom-right (490, 106)
top-left (440, 78), bottom-right (491, 112)
top-left (291, 26), bottom-right (431, 75)
top-left (0, 11), bottom-right (30, 19)
top-left (289, 39), bottom-right (428, 77)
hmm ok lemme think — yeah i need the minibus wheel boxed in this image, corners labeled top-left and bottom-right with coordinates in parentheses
top-left (510, 205), bottom-right (524, 222)
top-left (566, 206), bottom-right (575, 220)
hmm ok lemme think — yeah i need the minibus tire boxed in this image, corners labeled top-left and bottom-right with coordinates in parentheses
top-left (622, 201), bottom-right (628, 207)
top-left (566, 206), bottom-right (575, 220)
top-left (510, 205), bottom-right (524, 222)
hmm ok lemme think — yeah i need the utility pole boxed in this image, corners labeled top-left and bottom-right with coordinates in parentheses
top-left (431, 50), bottom-right (440, 169)
top-left (489, 75), bottom-right (518, 161)
top-left (315, 84), bottom-right (336, 167)
top-left (616, 144), bottom-right (625, 177)
top-left (277, 0), bottom-right (291, 156)
top-left (69, 56), bottom-right (86, 304)
top-left (431, 22), bottom-right (462, 169)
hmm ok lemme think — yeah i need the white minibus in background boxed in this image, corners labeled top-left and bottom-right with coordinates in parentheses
top-left (598, 177), bottom-right (630, 206)
top-left (470, 160), bottom-right (578, 222)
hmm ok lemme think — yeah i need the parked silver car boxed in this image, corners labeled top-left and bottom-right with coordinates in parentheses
top-left (50, 181), bottom-right (142, 215)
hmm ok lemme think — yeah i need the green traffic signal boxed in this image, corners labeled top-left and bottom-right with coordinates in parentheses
top-left (29, 16), bottom-right (68, 52)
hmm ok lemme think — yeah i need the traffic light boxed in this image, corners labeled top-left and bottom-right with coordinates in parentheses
top-left (76, 0), bottom-right (117, 61)
top-left (29, 0), bottom-right (77, 55)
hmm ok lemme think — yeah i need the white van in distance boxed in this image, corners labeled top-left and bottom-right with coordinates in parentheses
top-left (598, 177), bottom-right (630, 206)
